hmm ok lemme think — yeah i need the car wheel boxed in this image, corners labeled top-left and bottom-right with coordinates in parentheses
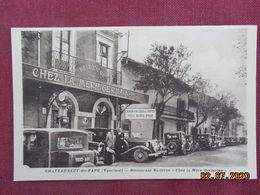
top-left (180, 147), bottom-right (187, 155)
top-left (80, 162), bottom-right (95, 167)
top-left (104, 152), bottom-right (115, 165)
top-left (166, 141), bottom-right (178, 154)
top-left (94, 154), bottom-right (99, 166)
top-left (207, 143), bottom-right (214, 150)
top-left (133, 149), bottom-right (148, 163)
top-left (185, 143), bottom-right (192, 153)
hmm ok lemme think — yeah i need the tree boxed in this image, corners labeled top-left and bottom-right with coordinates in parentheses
top-left (189, 74), bottom-right (241, 136)
top-left (213, 92), bottom-right (241, 136)
top-left (235, 29), bottom-right (247, 81)
top-left (134, 44), bottom-right (192, 139)
top-left (21, 31), bottom-right (41, 65)
top-left (189, 73), bottom-right (218, 130)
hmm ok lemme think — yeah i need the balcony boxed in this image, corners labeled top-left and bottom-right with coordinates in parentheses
top-left (49, 50), bottom-right (122, 85)
top-left (163, 105), bottom-right (195, 121)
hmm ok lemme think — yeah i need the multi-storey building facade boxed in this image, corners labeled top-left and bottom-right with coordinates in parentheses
top-left (120, 58), bottom-right (195, 141)
top-left (225, 116), bottom-right (247, 138)
top-left (22, 30), bottom-right (148, 130)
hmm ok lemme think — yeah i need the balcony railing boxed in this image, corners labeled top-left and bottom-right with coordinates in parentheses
top-left (163, 105), bottom-right (195, 121)
top-left (49, 50), bottom-right (122, 85)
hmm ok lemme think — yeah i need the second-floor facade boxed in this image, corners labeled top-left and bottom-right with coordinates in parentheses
top-left (22, 30), bottom-right (121, 85)
top-left (21, 29), bottom-right (149, 130)
top-left (22, 30), bottom-right (148, 104)
top-left (121, 58), bottom-right (195, 123)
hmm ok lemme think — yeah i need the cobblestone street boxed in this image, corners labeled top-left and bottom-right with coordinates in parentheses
top-left (103, 145), bottom-right (247, 167)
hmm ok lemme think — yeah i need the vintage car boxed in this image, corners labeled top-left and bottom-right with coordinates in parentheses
top-left (85, 128), bottom-right (165, 163)
top-left (211, 135), bottom-right (224, 148)
top-left (185, 135), bottom-right (194, 153)
top-left (224, 136), bottom-right (239, 146)
top-left (195, 134), bottom-right (217, 150)
top-left (24, 128), bottom-right (98, 168)
top-left (239, 137), bottom-right (248, 144)
top-left (164, 132), bottom-right (187, 155)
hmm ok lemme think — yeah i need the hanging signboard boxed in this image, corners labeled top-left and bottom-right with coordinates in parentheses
top-left (125, 108), bottom-right (156, 119)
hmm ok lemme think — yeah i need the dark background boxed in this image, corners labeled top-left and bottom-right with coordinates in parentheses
top-left (0, 0), bottom-right (259, 194)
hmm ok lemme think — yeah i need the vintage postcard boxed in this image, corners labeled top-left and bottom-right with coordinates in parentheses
top-left (12, 26), bottom-right (257, 180)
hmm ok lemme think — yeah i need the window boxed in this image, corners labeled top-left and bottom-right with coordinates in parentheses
top-left (177, 121), bottom-right (187, 133)
top-left (53, 30), bottom-right (75, 73)
top-left (57, 31), bottom-right (70, 62)
top-left (177, 99), bottom-right (185, 113)
top-left (122, 124), bottom-right (130, 131)
top-left (99, 42), bottom-right (109, 67)
top-left (96, 32), bottom-right (114, 70)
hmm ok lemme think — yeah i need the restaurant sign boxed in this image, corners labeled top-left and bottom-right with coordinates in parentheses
top-left (125, 109), bottom-right (156, 119)
top-left (23, 64), bottom-right (148, 103)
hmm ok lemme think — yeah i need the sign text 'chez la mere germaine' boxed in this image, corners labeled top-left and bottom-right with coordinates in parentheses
top-left (23, 64), bottom-right (148, 103)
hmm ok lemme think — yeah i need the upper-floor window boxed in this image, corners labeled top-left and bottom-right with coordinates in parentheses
top-left (96, 31), bottom-right (114, 70)
top-left (55, 31), bottom-right (71, 59)
top-left (52, 30), bottom-right (75, 73)
top-left (99, 42), bottom-right (109, 67)
top-left (177, 98), bottom-right (186, 113)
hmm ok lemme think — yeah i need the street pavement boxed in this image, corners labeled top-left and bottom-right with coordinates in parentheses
top-left (105, 144), bottom-right (247, 167)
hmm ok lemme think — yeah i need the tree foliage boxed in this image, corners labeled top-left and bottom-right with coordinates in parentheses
top-left (134, 44), bottom-right (192, 139)
top-left (189, 73), bottom-right (217, 128)
top-left (213, 92), bottom-right (241, 125)
top-left (21, 31), bottom-right (40, 64)
top-left (235, 29), bottom-right (247, 81)
top-left (189, 74), bottom-right (241, 136)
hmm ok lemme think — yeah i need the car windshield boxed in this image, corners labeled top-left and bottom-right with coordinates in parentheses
top-left (131, 132), bottom-right (143, 138)
top-left (56, 134), bottom-right (84, 149)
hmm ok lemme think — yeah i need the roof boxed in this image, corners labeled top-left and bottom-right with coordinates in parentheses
top-left (122, 57), bottom-right (191, 91)
top-left (23, 128), bottom-right (94, 135)
top-left (189, 93), bottom-right (217, 106)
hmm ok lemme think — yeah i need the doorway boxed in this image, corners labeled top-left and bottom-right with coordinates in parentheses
top-left (158, 120), bottom-right (165, 142)
top-left (95, 103), bottom-right (110, 128)
top-left (47, 91), bottom-right (79, 129)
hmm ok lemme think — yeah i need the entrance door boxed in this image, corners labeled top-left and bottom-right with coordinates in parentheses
top-left (158, 120), bottom-right (164, 142)
top-left (51, 108), bottom-right (72, 128)
top-left (51, 109), bottom-right (59, 128)
top-left (95, 103), bottom-right (109, 128)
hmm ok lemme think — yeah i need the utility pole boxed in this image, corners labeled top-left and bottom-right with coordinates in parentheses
top-left (127, 30), bottom-right (130, 57)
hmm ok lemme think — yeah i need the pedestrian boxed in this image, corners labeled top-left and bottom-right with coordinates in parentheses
top-left (105, 130), bottom-right (116, 150)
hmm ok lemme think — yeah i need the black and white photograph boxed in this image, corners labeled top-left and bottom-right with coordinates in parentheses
top-left (12, 26), bottom-right (257, 180)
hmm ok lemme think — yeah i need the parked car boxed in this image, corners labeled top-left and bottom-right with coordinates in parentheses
top-left (164, 132), bottom-right (187, 155)
top-left (124, 137), bottom-right (165, 162)
top-left (211, 135), bottom-right (224, 148)
top-left (185, 135), bottom-right (194, 153)
top-left (224, 136), bottom-right (239, 146)
top-left (85, 128), bottom-right (165, 163)
top-left (239, 137), bottom-right (248, 144)
top-left (23, 128), bottom-right (98, 168)
top-left (195, 134), bottom-right (216, 150)
top-left (224, 137), bottom-right (232, 146)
